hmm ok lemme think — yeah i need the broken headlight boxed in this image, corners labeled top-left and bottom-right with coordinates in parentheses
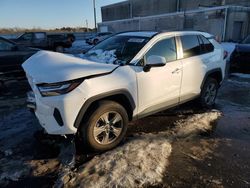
top-left (37, 78), bottom-right (84, 97)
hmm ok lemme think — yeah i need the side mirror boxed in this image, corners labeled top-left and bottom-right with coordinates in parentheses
top-left (143, 55), bottom-right (166, 72)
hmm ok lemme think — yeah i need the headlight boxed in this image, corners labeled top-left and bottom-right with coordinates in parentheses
top-left (37, 78), bottom-right (84, 97)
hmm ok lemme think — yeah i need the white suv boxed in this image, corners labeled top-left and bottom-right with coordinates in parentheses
top-left (23, 31), bottom-right (226, 152)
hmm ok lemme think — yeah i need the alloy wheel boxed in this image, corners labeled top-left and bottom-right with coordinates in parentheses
top-left (93, 111), bottom-right (123, 145)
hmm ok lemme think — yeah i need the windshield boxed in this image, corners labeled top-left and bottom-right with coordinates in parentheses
top-left (84, 35), bottom-right (150, 65)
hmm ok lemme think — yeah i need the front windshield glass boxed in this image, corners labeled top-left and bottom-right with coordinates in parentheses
top-left (84, 35), bottom-right (150, 65)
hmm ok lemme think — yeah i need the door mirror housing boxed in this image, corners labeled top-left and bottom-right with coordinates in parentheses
top-left (143, 55), bottom-right (166, 72)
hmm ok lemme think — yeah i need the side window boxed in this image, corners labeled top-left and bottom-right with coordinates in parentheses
top-left (199, 35), bottom-right (214, 53)
top-left (20, 33), bottom-right (33, 40)
top-left (0, 39), bottom-right (14, 51)
top-left (145, 37), bottom-right (177, 63)
top-left (180, 35), bottom-right (201, 58)
top-left (34, 33), bottom-right (46, 39)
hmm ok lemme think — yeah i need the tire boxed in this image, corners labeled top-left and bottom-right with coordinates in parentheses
top-left (199, 77), bottom-right (219, 108)
top-left (55, 45), bottom-right (64, 53)
top-left (78, 100), bottom-right (128, 152)
top-left (93, 39), bottom-right (99, 45)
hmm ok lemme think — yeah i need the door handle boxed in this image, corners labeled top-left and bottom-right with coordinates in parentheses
top-left (172, 68), bottom-right (181, 74)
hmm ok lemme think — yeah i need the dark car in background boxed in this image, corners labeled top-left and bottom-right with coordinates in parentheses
top-left (86, 32), bottom-right (113, 45)
top-left (12, 32), bottom-right (75, 52)
top-left (0, 37), bottom-right (39, 80)
top-left (230, 35), bottom-right (250, 73)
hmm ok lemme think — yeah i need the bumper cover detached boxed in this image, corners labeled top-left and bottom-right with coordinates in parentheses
top-left (26, 88), bottom-right (85, 135)
top-left (27, 91), bottom-right (36, 110)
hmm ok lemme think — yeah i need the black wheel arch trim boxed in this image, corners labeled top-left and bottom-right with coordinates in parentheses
top-left (74, 89), bottom-right (136, 129)
top-left (200, 68), bottom-right (223, 89)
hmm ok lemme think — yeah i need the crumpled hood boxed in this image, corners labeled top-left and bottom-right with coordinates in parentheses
top-left (22, 51), bottom-right (119, 84)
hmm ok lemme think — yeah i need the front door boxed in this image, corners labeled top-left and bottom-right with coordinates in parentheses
top-left (135, 37), bottom-right (182, 117)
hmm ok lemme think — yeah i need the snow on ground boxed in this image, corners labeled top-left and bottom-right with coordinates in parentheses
top-left (231, 73), bottom-right (250, 79)
top-left (57, 111), bottom-right (221, 188)
top-left (174, 111), bottom-right (221, 138)
top-left (227, 79), bottom-right (250, 86)
top-left (221, 42), bottom-right (236, 55)
top-left (221, 42), bottom-right (236, 61)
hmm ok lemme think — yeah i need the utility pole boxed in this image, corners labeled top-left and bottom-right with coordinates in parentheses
top-left (86, 19), bottom-right (88, 32)
top-left (93, 0), bottom-right (97, 31)
top-left (176, 0), bottom-right (180, 12)
top-left (129, 0), bottom-right (133, 18)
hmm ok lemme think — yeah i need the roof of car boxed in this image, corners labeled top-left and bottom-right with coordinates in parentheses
top-left (117, 31), bottom-right (159, 38)
top-left (116, 31), bottom-right (213, 38)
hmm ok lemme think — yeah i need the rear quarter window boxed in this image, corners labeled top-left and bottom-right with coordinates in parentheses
top-left (34, 33), bottom-right (46, 39)
top-left (199, 35), bottom-right (214, 54)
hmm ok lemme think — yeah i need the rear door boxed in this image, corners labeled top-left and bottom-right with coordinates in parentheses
top-left (178, 34), bottom-right (205, 102)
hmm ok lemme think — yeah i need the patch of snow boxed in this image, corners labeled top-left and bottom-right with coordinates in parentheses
top-left (4, 149), bottom-right (13, 156)
top-left (227, 79), bottom-right (250, 86)
top-left (88, 49), bottom-right (117, 64)
top-left (64, 40), bottom-right (93, 54)
top-left (221, 42), bottom-right (236, 55)
top-left (173, 111), bottom-right (221, 138)
top-left (57, 111), bottom-right (221, 188)
top-left (231, 73), bottom-right (250, 79)
top-left (221, 42), bottom-right (236, 60)
top-left (58, 135), bottom-right (172, 188)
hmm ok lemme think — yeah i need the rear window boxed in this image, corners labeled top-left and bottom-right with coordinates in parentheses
top-left (180, 35), bottom-right (200, 58)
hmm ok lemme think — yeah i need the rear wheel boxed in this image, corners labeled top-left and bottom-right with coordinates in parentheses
top-left (78, 100), bottom-right (128, 152)
top-left (199, 78), bottom-right (219, 108)
top-left (55, 45), bottom-right (64, 53)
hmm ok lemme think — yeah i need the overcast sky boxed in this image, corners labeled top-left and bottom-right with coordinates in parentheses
top-left (0, 0), bottom-right (125, 29)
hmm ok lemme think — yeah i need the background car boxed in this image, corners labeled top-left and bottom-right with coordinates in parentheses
top-left (230, 35), bottom-right (250, 73)
top-left (85, 32), bottom-right (113, 45)
top-left (0, 37), bottom-right (39, 80)
top-left (12, 32), bottom-right (75, 52)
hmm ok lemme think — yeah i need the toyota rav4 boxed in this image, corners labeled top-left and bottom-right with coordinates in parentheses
top-left (23, 31), bottom-right (227, 152)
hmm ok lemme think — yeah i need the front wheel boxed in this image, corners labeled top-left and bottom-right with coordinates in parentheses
top-left (78, 101), bottom-right (128, 152)
top-left (55, 45), bottom-right (64, 53)
top-left (199, 78), bottom-right (219, 108)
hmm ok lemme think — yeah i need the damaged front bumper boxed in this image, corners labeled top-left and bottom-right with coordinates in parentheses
top-left (26, 91), bottom-right (36, 110)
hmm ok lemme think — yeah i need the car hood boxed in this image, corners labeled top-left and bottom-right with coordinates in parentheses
top-left (235, 44), bottom-right (250, 53)
top-left (22, 50), bottom-right (119, 84)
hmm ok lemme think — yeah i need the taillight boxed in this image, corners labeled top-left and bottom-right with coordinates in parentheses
top-left (223, 50), bottom-right (228, 60)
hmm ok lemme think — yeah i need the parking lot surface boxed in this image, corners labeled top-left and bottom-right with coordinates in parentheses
top-left (0, 74), bottom-right (250, 188)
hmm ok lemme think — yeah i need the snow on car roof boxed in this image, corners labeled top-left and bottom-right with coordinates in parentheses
top-left (117, 31), bottom-right (158, 38)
